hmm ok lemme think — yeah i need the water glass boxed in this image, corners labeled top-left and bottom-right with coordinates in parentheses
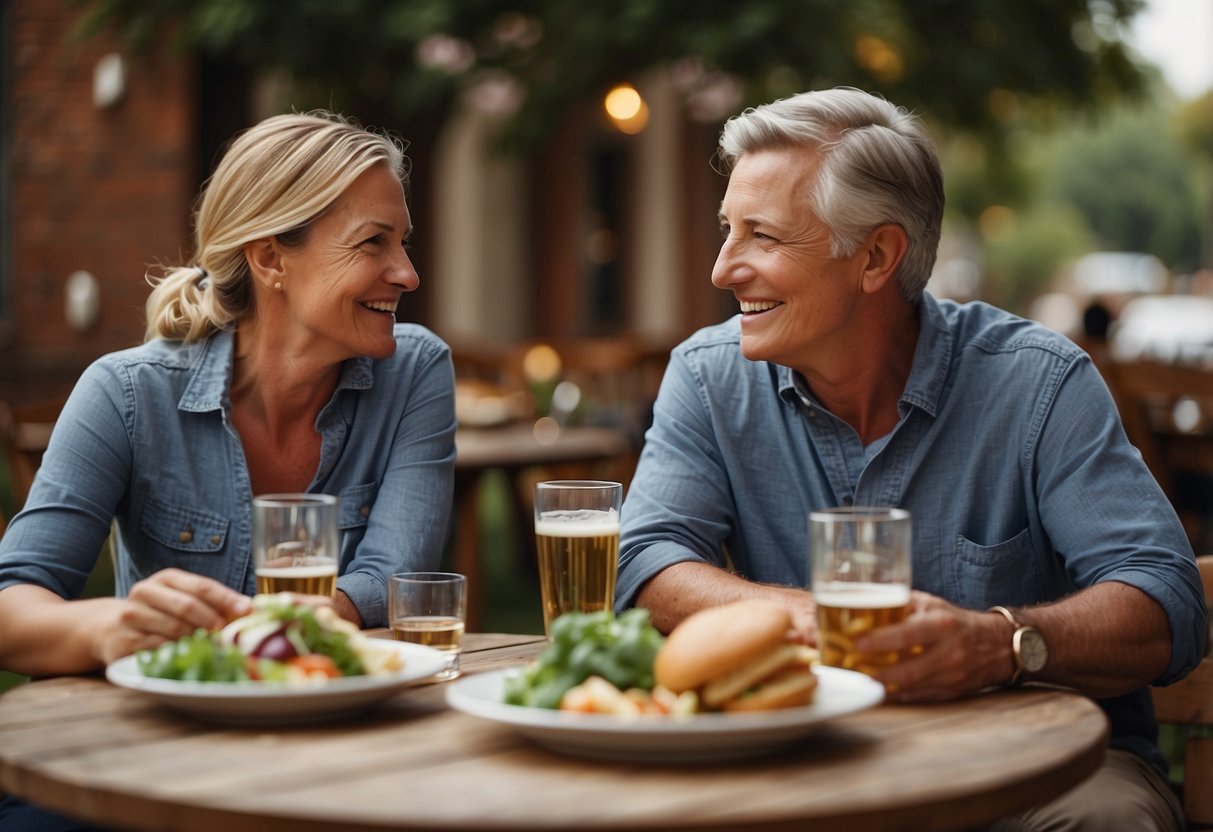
top-left (389, 572), bottom-right (467, 681)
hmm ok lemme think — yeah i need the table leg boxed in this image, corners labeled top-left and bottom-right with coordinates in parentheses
top-left (452, 471), bottom-right (483, 632)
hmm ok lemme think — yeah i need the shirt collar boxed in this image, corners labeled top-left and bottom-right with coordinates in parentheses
top-left (177, 328), bottom-right (376, 414)
top-left (179, 329), bottom-right (234, 413)
top-left (776, 292), bottom-right (955, 418)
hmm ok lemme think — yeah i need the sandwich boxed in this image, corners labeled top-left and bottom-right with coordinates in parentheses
top-left (653, 599), bottom-right (817, 712)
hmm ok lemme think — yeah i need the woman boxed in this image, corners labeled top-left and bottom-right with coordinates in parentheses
top-left (0, 110), bottom-right (456, 677)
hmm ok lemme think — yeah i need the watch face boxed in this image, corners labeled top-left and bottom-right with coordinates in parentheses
top-left (1019, 628), bottom-right (1048, 674)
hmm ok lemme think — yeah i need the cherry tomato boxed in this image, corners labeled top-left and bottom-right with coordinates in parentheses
top-left (288, 654), bottom-right (342, 678)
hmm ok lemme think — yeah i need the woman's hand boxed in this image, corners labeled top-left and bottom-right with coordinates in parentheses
top-left (258, 590), bottom-right (357, 625)
top-left (96, 568), bottom-right (253, 665)
top-left (333, 590), bottom-right (363, 629)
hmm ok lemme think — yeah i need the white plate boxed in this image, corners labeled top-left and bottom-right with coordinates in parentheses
top-left (445, 666), bottom-right (884, 763)
top-left (106, 640), bottom-right (449, 726)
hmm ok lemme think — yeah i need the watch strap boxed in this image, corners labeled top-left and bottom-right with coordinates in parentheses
top-left (988, 605), bottom-right (1018, 629)
top-left (987, 605), bottom-right (1027, 685)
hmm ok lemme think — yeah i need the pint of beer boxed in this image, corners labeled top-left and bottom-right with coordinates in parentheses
top-left (252, 494), bottom-right (340, 597)
top-left (810, 507), bottom-right (912, 676)
top-left (815, 581), bottom-right (911, 674)
top-left (255, 561), bottom-right (338, 596)
top-left (534, 481), bottom-right (623, 636)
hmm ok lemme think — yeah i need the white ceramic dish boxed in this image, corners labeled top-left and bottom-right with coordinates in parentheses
top-left (106, 640), bottom-right (449, 726)
top-left (445, 665), bottom-right (884, 762)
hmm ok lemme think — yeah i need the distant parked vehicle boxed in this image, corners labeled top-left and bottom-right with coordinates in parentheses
top-left (1112, 294), bottom-right (1213, 366)
top-left (1067, 251), bottom-right (1169, 298)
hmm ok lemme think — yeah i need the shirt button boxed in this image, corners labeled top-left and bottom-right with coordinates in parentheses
top-left (178, 529), bottom-right (193, 544)
top-left (359, 505), bottom-right (370, 518)
top-left (210, 535), bottom-right (221, 545)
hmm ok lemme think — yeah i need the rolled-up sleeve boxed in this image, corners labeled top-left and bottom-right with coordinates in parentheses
top-left (1033, 356), bottom-right (1205, 683)
top-left (338, 336), bottom-right (456, 627)
top-left (616, 347), bottom-right (734, 610)
top-left (0, 359), bottom-right (130, 599)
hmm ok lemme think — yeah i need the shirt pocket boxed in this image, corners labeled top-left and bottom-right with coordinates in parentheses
top-left (338, 482), bottom-right (377, 531)
top-left (139, 495), bottom-right (230, 578)
top-left (952, 526), bottom-right (1037, 610)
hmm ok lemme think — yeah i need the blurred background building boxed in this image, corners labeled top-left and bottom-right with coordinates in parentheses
top-left (3, 0), bottom-right (1210, 405)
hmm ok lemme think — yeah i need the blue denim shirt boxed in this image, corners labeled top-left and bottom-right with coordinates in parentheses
top-left (618, 294), bottom-right (1204, 767)
top-left (0, 324), bottom-right (456, 628)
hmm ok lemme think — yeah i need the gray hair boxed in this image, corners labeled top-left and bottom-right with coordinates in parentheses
top-left (718, 88), bottom-right (943, 303)
top-left (144, 110), bottom-right (408, 343)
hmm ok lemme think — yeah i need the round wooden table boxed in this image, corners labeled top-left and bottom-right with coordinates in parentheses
top-left (0, 633), bottom-right (1108, 832)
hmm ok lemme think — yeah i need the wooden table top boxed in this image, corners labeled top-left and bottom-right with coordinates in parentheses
top-left (0, 633), bottom-right (1108, 832)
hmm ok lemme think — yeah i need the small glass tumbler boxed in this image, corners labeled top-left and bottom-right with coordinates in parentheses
top-left (389, 572), bottom-right (467, 681)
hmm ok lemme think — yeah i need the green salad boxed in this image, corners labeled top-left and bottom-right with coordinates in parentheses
top-left (135, 593), bottom-right (392, 683)
top-left (503, 609), bottom-right (665, 709)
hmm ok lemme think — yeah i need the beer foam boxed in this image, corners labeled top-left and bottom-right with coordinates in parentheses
top-left (535, 508), bottom-right (620, 537)
top-left (815, 581), bottom-right (911, 608)
top-left (255, 564), bottom-right (338, 578)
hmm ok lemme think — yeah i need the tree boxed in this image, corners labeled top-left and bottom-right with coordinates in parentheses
top-left (74, 0), bottom-right (1150, 153)
top-left (1045, 103), bottom-right (1205, 272)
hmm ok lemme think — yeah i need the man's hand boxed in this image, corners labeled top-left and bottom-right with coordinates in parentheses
top-left (851, 591), bottom-right (1010, 702)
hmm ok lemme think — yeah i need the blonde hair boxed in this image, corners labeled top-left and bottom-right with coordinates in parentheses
top-left (144, 110), bottom-right (408, 342)
top-left (718, 88), bottom-right (943, 303)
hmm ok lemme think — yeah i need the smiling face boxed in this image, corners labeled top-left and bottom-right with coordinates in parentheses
top-left (711, 148), bottom-right (874, 376)
top-left (276, 164), bottom-right (417, 362)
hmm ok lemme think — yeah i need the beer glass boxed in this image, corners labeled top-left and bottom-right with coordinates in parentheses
top-left (251, 493), bottom-right (339, 596)
top-left (810, 506), bottom-right (912, 676)
top-left (533, 480), bottom-right (622, 636)
top-left (389, 572), bottom-right (467, 681)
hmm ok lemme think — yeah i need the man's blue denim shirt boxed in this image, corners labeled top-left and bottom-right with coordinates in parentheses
top-left (0, 324), bottom-right (456, 628)
top-left (618, 293), bottom-right (1205, 769)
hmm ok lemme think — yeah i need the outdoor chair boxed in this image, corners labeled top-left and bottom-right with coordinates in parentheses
top-left (1102, 359), bottom-right (1213, 552)
top-left (0, 398), bottom-right (63, 512)
top-left (1152, 554), bottom-right (1213, 828)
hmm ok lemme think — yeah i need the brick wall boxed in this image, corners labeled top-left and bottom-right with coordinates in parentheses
top-left (1, 0), bottom-right (196, 403)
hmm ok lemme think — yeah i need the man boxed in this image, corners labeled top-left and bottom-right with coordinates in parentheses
top-left (616, 87), bottom-right (1204, 830)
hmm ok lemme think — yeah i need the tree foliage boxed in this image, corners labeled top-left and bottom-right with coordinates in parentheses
top-left (981, 203), bottom-right (1096, 313)
top-left (74, 0), bottom-right (1150, 151)
top-left (1045, 104), bottom-right (1205, 271)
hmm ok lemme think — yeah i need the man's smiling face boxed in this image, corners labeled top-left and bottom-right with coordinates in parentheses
top-left (711, 148), bottom-right (872, 374)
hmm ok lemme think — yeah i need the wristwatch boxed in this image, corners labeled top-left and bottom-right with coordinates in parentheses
top-left (988, 605), bottom-right (1048, 685)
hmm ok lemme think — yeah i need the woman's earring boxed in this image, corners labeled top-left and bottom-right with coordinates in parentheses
top-left (273, 281), bottom-right (282, 290)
